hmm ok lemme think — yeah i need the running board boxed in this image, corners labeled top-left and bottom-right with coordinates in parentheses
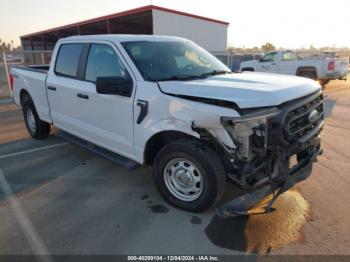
top-left (57, 130), bottom-right (141, 170)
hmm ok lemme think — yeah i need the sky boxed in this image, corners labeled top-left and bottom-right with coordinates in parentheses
top-left (0, 0), bottom-right (349, 49)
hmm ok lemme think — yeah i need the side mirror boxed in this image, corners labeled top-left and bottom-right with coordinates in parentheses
top-left (96, 76), bottom-right (132, 97)
top-left (258, 58), bottom-right (263, 62)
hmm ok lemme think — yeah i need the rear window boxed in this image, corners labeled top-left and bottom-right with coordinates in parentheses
top-left (55, 44), bottom-right (83, 77)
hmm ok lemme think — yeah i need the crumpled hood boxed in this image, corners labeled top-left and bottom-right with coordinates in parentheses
top-left (158, 72), bottom-right (321, 109)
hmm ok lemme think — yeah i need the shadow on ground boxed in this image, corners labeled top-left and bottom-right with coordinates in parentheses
top-left (205, 189), bottom-right (310, 254)
top-left (0, 137), bottom-right (94, 202)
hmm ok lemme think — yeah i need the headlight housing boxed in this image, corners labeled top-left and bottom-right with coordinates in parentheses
top-left (221, 108), bottom-right (280, 161)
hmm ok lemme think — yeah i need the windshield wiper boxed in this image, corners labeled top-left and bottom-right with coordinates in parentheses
top-left (200, 70), bottom-right (232, 78)
top-left (156, 75), bottom-right (204, 82)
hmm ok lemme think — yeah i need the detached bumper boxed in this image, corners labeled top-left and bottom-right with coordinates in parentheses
top-left (217, 144), bottom-right (322, 218)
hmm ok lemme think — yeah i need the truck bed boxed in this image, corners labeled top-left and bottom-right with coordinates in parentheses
top-left (11, 65), bottom-right (52, 123)
top-left (11, 64), bottom-right (50, 74)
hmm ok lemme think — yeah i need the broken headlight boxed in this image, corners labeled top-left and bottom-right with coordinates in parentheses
top-left (221, 108), bottom-right (280, 161)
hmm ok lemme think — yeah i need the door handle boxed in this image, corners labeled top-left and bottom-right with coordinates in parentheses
top-left (271, 63), bottom-right (277, 65)
top-left (77, 93), bottom-right (89, 100)
top-left (47, 86), bottom-right (56, 91)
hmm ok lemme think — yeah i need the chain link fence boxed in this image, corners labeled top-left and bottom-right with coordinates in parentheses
top-left (0, 51), bottom-right (52, 98)
top-left (212, 51), bottom-right (264, 71)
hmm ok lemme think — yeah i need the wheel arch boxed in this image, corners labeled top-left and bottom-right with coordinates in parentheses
top-left (296, 67), bottom-right (318, 78)
top-left (144, 130), bottom-right (198, 165)
top-left (20, 89), bottom-right (32, 107)
top-left (241, 67), bottom-right (255, 72)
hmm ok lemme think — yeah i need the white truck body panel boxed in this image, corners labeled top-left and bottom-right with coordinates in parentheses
top-left (12, 69), bottom-right (51, 123)
top-left (132, 81), bottom-right (239, 161)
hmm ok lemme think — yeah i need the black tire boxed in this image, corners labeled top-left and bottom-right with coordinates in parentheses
top-left (153, 139), bottom-right (226, 212)
top-left (241, 68), bottom-right (255, 72)
top-left (299, 71), bottom-right (316, 80)
top-left (23, 100), bottom-right (50, 139)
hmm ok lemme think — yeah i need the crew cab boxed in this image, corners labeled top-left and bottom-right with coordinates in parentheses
top-left (10, 35), bottom-right (324, 216)
top-left (240, 50), bottom-right (349, 87)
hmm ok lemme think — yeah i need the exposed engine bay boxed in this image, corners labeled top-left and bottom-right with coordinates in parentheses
top-left (194, 91), bottom-right (324, 217)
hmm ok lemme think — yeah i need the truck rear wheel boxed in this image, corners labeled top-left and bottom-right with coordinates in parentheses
top-left (299, 71), bottom-right (316, 80)
top-left (23, 101), bottom-right (50, 139)
top-left (153, 139), bottom-right (226, 212)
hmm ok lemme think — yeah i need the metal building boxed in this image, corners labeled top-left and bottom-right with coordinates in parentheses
top-left (20, 5), bottom-right (229, 63)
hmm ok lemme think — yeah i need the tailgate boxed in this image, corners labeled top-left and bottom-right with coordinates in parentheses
top-left (326, 58), bottom-right (349, 76)
top-left (335, 58), bottom-right (349, 75)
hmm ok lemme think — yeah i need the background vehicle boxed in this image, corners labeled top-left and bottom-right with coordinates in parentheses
top-left (240, 50), bottom-right (349, 87)
top-left (10, 35), bottom-right (324, 216)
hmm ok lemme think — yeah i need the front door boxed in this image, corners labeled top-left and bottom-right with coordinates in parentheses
top-left (75, 43), bottom-right (136, 158)
top-left (256, 52), bottom-right (278, 72)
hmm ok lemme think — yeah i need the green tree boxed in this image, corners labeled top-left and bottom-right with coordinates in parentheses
top-left (261, 42), bottom-right (276, 52)
top-left (0, 38), bottom-right (16, 52)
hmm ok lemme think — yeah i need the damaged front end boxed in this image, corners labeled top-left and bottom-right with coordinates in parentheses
top-left (216, 91), bottom-right (324, 218)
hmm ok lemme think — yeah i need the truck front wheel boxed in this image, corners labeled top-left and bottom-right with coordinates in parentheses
top-left (23, 101), bottom-right (50, 139)
top-left (153, 139), bottom-right (226, 212)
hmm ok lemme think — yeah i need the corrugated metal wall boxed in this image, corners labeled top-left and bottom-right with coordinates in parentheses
top-left (152, 9), bottom-right (228, 52)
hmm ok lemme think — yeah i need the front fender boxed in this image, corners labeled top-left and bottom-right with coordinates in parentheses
top-left (134, 83), bottom-right (240, 163)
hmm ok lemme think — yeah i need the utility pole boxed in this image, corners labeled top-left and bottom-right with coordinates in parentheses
top-left (2, 52), bottom-right (12, 97)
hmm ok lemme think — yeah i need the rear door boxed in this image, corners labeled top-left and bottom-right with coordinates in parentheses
top-left (46, 43), bottom-right (85, 132)
top-left (256, 52), bottom-right (278, 72)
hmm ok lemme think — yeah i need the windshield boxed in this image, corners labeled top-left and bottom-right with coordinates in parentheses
top-left (121, 40), bottom-right (231, 81)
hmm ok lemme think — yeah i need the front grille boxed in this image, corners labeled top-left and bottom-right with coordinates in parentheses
top-left (284, 94), bottom-right (324, 142)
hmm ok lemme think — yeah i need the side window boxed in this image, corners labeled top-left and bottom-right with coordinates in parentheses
top-left (282, 52), bottom-right (298, 61)
top-left (55, 44), bottom-right (83, 77)
top-left (85, 44), bottom-right (130, 82)
top-left (262, 52), bottom-right (277, 62)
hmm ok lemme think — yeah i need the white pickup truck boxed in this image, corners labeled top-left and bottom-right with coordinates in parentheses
top-left (240, 50), bottom-right (349, 87)
top-left (10, 35), bottom-right (324, 217)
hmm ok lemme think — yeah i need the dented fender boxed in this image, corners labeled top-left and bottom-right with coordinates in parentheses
top-left (167, 98), bottom-right (240, 148)
top-left (134, 82), bottom-right (241, 163)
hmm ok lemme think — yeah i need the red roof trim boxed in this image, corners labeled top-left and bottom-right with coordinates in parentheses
top-left (21, 5), bottom-right (229, 38)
